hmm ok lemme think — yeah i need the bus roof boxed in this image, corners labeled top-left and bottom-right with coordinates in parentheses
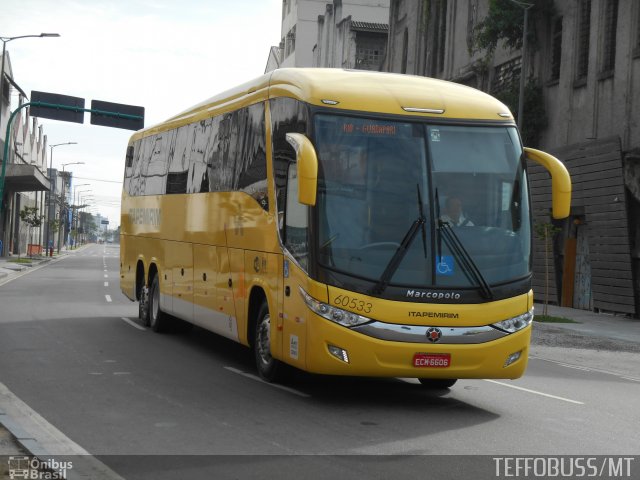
top-left (269, 68), bottom-right (513, 122)
top-left (131, 68), bottom-right (514, 142)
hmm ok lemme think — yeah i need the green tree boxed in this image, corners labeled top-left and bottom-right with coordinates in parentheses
top-left (472, 0), bottom-right (555, 55)
top-left (471, 0), bottom-right (553, 147)
top-left (19, 206), bottom-right (44, 258)
top-left (494, 79), bottom-right (547, 147)
top-left (533, 220), bottom-right (562, 316)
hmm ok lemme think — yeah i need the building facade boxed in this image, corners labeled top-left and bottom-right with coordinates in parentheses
top-left (267, 0), bottom-right (389, 72)
top-left (1, 50), bottom-right (51, 257)
top-left (384, 0), bottom-right (640, 317)
top-left (313, 3), bottom-right (388, 70)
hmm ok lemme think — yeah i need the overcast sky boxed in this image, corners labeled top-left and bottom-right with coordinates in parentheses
top-left (4, 0), bottom-right (282, 228)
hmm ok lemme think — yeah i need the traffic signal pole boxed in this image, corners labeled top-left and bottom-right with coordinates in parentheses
top-left (0, 101), bottom-right (143, 217)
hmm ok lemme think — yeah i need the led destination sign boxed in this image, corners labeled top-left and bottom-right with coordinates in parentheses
top-left (342, 122), bottom-right (398, 136)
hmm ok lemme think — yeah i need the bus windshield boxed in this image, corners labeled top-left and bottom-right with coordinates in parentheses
top-left (314, 114), bottom-right (530, 291)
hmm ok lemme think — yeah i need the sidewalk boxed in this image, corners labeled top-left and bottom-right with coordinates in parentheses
top-left (0, 248), bottom-right (78, 283)
top-left (533, 302), bottom-right (640, 346)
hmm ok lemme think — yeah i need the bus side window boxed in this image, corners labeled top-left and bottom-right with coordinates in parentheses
top-left (236, 103), bottom-right (268, 209)
top-left (270, 97), bottom-right (308, 240)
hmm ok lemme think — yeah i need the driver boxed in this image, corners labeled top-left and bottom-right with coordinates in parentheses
top-left (441, 196), bottom-right (474, 227)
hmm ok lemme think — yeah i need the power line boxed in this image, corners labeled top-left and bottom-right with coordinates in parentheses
top-left (73, 175), bottom-right (122, 184)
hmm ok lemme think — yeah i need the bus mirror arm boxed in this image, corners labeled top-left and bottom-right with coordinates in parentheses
top-left (286, 133), bottom-right (318, 206)
top-left (524, 147), bottom-right (572, 219)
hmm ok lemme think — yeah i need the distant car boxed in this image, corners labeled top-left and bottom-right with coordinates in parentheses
top-left (106, 239), bottom-right (113, 244)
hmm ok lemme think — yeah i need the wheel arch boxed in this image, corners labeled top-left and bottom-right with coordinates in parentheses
top-left (247, 286), bottom-right (267, 348)
top-left (136, 259), bottom-right (160, 301)
top-left (135, 259), bottom-right (145, 301)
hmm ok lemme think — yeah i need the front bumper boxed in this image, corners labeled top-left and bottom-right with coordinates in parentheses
top-left (304, 313), bottom-right (531, 379)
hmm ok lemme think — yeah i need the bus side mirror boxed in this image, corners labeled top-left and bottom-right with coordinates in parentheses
top-left (286, 133), bottom-right (318, 206)
top-left (524, 147), bottom-right (572, 219)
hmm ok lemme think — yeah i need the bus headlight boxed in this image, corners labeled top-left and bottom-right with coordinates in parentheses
top-left (491, 308), bottom-right (534, 333)
top-left (299, 288), bottom-right (372, 327)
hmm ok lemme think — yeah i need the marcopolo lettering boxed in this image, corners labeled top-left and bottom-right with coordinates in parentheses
top-left (129, 208), bottom-right (161, 227)
top-left (406, 289), bottom-right (461, 300)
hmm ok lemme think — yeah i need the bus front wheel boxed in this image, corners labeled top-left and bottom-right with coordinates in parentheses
top-left (254, 302), bottom-right (284, 382)
top-left (418, 378), bottom-right (457, 389)
top-left (149, 275), bottom-right (169, 333)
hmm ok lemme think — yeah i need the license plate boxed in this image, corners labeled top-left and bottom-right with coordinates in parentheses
top-left (413, 353), bottom-right (451, 368)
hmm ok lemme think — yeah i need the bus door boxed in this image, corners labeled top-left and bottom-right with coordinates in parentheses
top-left (280, 163), bottom-right (309, 370)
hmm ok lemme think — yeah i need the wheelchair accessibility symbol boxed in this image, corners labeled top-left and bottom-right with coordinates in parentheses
top-left (436, 255), bottom-right (454, 276)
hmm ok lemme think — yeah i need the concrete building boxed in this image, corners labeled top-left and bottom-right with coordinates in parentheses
top-left (266, 0), bottom-right (389, 72)
top-left (313, 2), bottom-right (389, 70)
top-left (1, 50), bottom-right (50, 257)
top-left (384, 0), bottom-right (640, 317)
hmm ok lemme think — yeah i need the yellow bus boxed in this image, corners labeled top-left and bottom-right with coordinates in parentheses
top-left (120, 68), bottom-right (571, 388)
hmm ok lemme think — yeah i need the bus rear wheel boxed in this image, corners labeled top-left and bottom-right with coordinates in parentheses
top-left (254, 302), bottom-right (284, 382)
top-left (149, 275), bottom-right (169, 333)
top-left (418, 378), bottom-right (457, 389)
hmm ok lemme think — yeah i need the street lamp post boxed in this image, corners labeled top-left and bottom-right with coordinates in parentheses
top-left (78, 195), bottom-right (93, 245)
top-left (0, 33), bottom-right (60, 113)
top-left (74, 189), bottom-right (91, 247)
top-left (58, 161), bottom-right (84, 252)
top-left (507, 0), bottom-right (534, 130)
top-left (0, 33), bottom-right (60, 257)
top-left (45, 142), bottom-right (77, 255)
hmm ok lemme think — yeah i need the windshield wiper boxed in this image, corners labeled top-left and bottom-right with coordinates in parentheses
top-left (371, 185), bottom-right (426, 295)
top-left (435, 189), bottom-right (494, 300)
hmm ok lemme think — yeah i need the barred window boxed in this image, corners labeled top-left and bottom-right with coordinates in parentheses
top-left (355, 35), bottom-right (386, 71)
top-left (549, 17), bottom-right (563, 82)
top-left (576, 0), bottom-right (591, 81)
top-left (491, 57), bottom-right (521, 94)
top-left (601, 0), bottom-right (618, 74)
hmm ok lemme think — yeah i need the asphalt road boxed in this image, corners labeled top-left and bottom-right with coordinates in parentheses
top-left (0, 244), bottom-right (638, 479)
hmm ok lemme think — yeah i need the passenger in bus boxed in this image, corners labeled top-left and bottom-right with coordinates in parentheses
top-left (440, 196), bottom-right (474, 227)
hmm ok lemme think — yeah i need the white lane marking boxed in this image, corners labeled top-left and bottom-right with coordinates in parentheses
top-left (484, 379), bottom-right (584, 405)
top-left (104, 282), bottom-right (109, 287)
top-left (113, 372), bottom-right (131, 375)
top-left (121, 317), bottom-right (146, 331)
top-left (556, 363), bottom-right (591, 371)
top-left (105, 295), bottom-right (112, 302)
top-left (223, 366), bottom-right (310, 398)
top-left (104, 274), bottom-right (108, 278)
top-left (530, 355), bottom-right (640, 382)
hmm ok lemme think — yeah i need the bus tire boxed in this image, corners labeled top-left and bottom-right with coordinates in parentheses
top-left (418, 378), bottom-right (457, 389)
top-left (254, 302), bottom-right (284, 382)
top-left (138, 284), bottom-right (150, 326)
top-left (149, 275), bottom-right (169, 333)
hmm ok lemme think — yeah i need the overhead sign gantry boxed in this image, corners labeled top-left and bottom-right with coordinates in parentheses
top-left (0, 91), bottom-right (145, 215)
